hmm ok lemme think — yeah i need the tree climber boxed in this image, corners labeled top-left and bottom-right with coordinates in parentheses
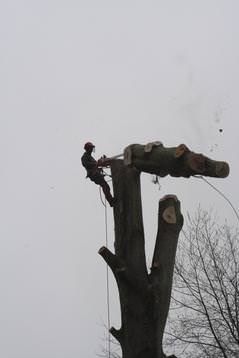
top-left (81, 142), bottom-right (116, 207)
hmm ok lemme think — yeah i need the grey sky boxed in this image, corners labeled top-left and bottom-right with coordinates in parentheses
top-left (1, 1), bottom-right (239, 357)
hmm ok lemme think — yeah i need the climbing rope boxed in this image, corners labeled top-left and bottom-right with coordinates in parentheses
top-left (99, 187), bottom-right (111, 358)
top-left (193, 175), bottom-right (239, 225)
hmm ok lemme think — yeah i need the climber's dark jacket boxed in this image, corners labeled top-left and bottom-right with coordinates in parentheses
top-left (81, 152), bottom-right (101, 178)
top-left (81, 151), bottom-right (115, 206)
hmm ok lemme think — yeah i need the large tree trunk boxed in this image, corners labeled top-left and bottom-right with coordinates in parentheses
top-left (99, 160), bottom-right (183, 358)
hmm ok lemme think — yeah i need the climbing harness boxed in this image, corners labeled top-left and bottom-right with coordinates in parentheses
top-left (193, 175), bottom-right (239, 225)
top-left (102, 170), bottom-right (112, 178)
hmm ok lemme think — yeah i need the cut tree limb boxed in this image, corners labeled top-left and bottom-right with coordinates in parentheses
top-left (150, 195), bottom-right (183, 357)
top-left (123, 143), bottom-right (229, 178)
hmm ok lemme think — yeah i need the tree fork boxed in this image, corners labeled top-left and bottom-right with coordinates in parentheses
top-left (98, 160), bottom-right (183, 358)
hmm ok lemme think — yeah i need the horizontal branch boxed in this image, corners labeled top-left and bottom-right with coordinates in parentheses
top-left (123, 143), bottom-right (230, 178)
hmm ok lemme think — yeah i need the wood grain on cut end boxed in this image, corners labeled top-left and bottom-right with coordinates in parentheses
top-left (216, 162), bottom-right (230, 178)
top-left (162, 206), bottom-right (176, 224)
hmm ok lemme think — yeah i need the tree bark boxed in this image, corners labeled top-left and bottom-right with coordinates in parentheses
top-left (99, 160), bottom-right (183, 358)
top-left (123, 143), bottom-right (229, 178)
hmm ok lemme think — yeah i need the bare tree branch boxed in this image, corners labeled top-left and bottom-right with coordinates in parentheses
top-left (164, 208), bottom-right (239, 358)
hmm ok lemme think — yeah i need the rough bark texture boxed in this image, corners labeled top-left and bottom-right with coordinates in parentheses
top-left (99, 160), bottom-right (183, 358)
top-left (124, 143), bottom-right (230, 178)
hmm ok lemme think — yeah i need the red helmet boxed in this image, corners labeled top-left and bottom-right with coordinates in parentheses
top-left (84, 142), bottom-right (95, 150)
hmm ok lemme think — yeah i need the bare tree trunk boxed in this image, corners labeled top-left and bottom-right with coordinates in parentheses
top-left (99, 160), bottom-right (183, 358)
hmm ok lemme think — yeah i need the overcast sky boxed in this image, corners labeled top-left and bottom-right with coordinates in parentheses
top-left (1, 1), bottom-right (239, 357)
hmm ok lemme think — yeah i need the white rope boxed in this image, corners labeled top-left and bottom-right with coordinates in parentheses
top-left (99, 187), bottom-right (111, 357)
top-left (108, 153), bottom-right (123, 160)
top-left (104, 197), bottom-right (111, 358)
top-left (193, 175), bottom-right (239, 225)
